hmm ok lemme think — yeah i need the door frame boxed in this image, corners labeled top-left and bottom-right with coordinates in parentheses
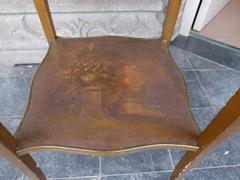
top-left (193, 0), bottom-right (230, 31)
top-left (179, 0), bottom-right (201, 36)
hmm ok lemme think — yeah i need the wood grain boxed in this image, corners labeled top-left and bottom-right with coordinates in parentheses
top-left (162, 0), bottom-right (182, 41)
top-left (33, 0), bottom-right (56, 44)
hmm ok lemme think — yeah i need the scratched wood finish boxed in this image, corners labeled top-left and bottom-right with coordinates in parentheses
top-left (0, 123), bottom-right (46, 180)
top-left (171, 90), bottom-right (240, 179)
top-left (15, 37), bottom-right (200, 156)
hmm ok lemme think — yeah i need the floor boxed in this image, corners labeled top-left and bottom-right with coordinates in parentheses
top-left (0, 46), bottom-right (240, 180)
top-left (194, 0), bottom-right (240, 48)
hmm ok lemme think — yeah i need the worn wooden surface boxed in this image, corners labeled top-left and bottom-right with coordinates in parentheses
top-left (15, 37), bottom-right (200, 156)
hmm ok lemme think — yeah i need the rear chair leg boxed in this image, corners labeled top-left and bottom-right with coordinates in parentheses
top-left (171, 90), bottom-right (240, 179)
top-left (0, 123), bottom-right (46, 180)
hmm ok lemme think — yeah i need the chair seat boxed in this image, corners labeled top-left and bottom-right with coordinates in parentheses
top-left (15, 37), bottom-right (200, 156)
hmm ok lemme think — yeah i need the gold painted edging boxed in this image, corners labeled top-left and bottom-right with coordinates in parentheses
top-left (17, 144), bottom-right (199, 157)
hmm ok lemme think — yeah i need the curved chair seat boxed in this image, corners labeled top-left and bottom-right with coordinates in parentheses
top-left (15, 37), bottom-right (200, 156)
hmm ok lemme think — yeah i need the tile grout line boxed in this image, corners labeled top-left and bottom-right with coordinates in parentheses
top-left (49, 170), bottom-right (173, 180)
top-left (181, 69), bottom-right (228, 71)
top-left (44, 164), bottom-right (240, 179)
top-left (0, 116), bottom-right (23, 118)
top-left (168, 149), bottom-right (174, 170)
top-left (228, 137), bottom-right (239, 152)
top-left (49, 175), bottom-right (99, 180)
top-left (193, 56), bottom-right (240, 74)
top-left (99, 157), bottom-right (102, 179)
top-left (186, 53), bottom-right (240, 167)
top-left (0, 74), bottom-right (32, 78)
top-left (191, 106), bottom-right (216, 110)
top-left (43, 163), bottom-right (240, 180)
top-left (100, 169), bottom-right (173, 178)
top-left (192, 164), bottom-right (240, 171)
top-left (172, 46), bottom-right (240, 74)
top-left (193, 73), bottom-right (216, 109)
top-left (186, 58), bottom-right (216, 109)
top-left (149, 152), bottom-right (155, 172)
top-left (22, 75), bottom-right (30, 89)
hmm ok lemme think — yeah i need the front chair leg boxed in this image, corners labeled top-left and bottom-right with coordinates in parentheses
top-left (171, 90), bottom-right (240, 180)
top-left (170, 149), bottom-right (212, 180)
top-left (0, 123), bottom-right (46, 180)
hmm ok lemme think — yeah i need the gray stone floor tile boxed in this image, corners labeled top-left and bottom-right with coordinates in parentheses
top-left (101, 171), bottom-right (171, 180)
top-left (187, 54), bottom-right (228, 70)
top-left (196, 70), bottom-right (240, 107)
top-left (0, 116), bottom-right (22, 134)
top-left (102, 175), bottom-right (130, 180)
top-left (172, 34), bottom-right (240, 72)
top-left (20, 65), bottom-right (39, 87)
top-left (231, 132), bottom-right (240, 152)
top-left (0, 76), bottom-right (28, 117)
top-left (24, 176), bottom-right (99, 180)
top-left (24, 65), bottom-right (39, 85)
top-left (171, 107), bottom-right (240, 168)
top-left (197, 139), bottom-right (240, 167)
top-left (70, 178), bottom-right (99, 180)
top-left (101, 150), bottom-right (172, 175)
top-left (191, 108), bottom-right (217, 130)
top-left (170, 46), bottom-right (191, 70)
top-left (30, 152), bottom-right (99, 178)
top-left (0, 156), bottom-right (23, 180)
top-left (181, 71), bottom-right (196, 82)
top-left (23, 74), bottom-right (34, 88)
top-left (181, 71), bottom-right (211, 108)
top-left (187, 81), bottom-right (212, 108)
top-left (0, 65), bottom-right (38, 77)
top-left (185, 166), bottom-right (240, 180)
top-left (171, 138), bottom-right (240, 168)
top-left (0, 64), bottom-right (3, 74)
top-left (171, 45), bottom-right (229, 71)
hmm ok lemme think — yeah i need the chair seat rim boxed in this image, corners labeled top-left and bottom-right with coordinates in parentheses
top-left (17, 143), bottom-right (199, 157)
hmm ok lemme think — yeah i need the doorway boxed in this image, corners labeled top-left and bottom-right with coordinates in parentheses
top-left (192, 0), bottom-right (240, 48)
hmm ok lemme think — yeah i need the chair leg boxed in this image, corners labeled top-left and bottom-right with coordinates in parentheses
top-left (0, 123), bottom-right (46, 180)
top-left (171, 90), bottom-right (240, 179)
top-left (170, 149), bottom-right (210, 180)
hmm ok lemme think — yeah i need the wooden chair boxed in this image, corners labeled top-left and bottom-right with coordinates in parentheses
top-left (0, 0), bottom-right (239, 179)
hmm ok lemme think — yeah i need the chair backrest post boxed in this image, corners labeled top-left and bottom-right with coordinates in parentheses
top-left (161, 0), bottom-right (182, 42)
top-left (33, 0), bottom-right (56, 44)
